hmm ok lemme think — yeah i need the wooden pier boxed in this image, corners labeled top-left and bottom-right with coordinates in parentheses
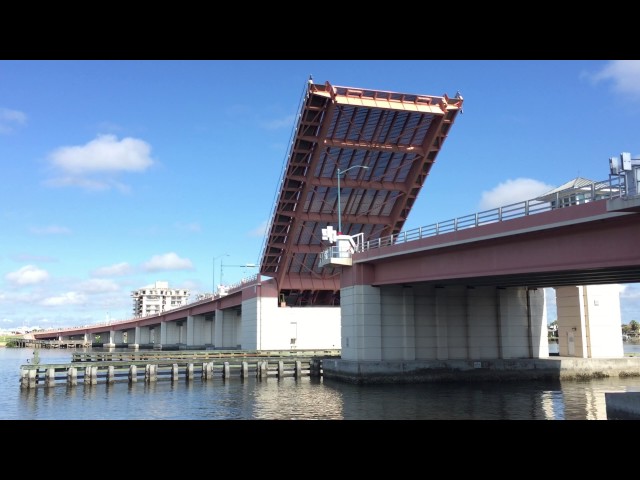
top-left (70, 349), bottom-right (340, 363)
top-left (13, 338), bottom-right (91, 349)
top-left (19, 350), bottom-right (338, 389)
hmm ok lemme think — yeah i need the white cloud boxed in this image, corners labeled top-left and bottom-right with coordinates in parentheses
top-left (249, 219), bottom-right (269, 237)
top-left (29, 225), bottom-right (71, 235)
top-left (97, 121), bottom-right (123, 132)
top-left (141, 252), bottom-right (193, 272)
top-left (76, 279), bottom-right (121, 293)
top-left (0, 107), bottom-right (27, 134)
top-left (226, 104), bottom-right (251, 116)
top-left (49, 134), bottom-right (154, 175)
top-left (478, 178), bottom-right (555, 211)
top-left (621, 284), bottom-right (640, 300)
top-left (11, 253), bottom-right (56, 262)
top-left (262, 114), bottom-right (296, 130)
top-left (5, 265), bottom-right (49, 286)
top-left (585, 60), bottom-right (640, 101)
top-left (41, 291), bottom-right (85, 306)
top-left (174, 222), bottom-right (202, 233)
top-left (92, 262), bottom-right (133, 277)
top-left (43, 176), bottom-right (114, 191)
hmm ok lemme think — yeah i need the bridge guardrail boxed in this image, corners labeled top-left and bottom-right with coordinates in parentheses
top-left (357, 174), bottom-right (629, 254)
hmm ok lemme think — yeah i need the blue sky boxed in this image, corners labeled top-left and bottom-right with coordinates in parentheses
top-left (1, 60), bottom-right (639, 330)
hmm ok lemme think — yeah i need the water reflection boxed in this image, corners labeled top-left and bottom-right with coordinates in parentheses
top-left (4, 347), bottom-right (640, 420)
top-left (322, 379), bottom-right (562, 420)
top-left (251, 377), bottom-right (345, 420)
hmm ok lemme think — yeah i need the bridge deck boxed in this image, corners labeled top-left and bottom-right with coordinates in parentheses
top-left (259, 80), bottom-right (463, 306)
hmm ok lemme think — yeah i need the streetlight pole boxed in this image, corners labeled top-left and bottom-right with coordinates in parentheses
top-left (337, 164), bottom-right (369, 235)
top-left (221, 262), bottom-right (257, 287)
top-left (213, 253), bottom-right (229, 294)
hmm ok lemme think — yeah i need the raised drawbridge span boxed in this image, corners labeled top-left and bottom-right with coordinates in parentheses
top-left (259, 80), bottom-right (464, 306)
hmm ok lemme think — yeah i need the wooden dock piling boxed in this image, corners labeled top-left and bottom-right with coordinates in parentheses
top-left (18, 350), bottom-right (337, 389)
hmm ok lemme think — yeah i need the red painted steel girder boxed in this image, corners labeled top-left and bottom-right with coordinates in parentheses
top-left (259, 81), bottom-right (463, 305)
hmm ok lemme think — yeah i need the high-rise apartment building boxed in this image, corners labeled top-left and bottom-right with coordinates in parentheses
top-left (131, 281), bottom-right (190, 317)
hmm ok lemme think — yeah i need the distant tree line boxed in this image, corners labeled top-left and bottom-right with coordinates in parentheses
top-left (622, 320), bottom-right (639, 335)
top-left (548, 320), bottom-right (639, 337)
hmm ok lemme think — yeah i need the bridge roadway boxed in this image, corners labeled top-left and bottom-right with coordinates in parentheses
top-left (348, 190), bottom-right (640, 289)
top-left (324, 193), bottom-right (640, 383)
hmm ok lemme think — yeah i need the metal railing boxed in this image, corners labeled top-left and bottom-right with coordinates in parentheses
top-left (259, 78), bottom-right (311, 265)
top-left (358, 174), bottom-right (629, 254)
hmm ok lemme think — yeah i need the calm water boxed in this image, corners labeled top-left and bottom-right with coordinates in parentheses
top-left (2, 345), bottom-right (640, 420)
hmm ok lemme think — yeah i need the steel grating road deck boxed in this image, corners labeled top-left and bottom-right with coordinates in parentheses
top-left (259, 80), bottom-right (464, 306)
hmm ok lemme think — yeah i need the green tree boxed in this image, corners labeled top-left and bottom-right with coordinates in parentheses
top-left (630, 320), bottom-right (639, 333)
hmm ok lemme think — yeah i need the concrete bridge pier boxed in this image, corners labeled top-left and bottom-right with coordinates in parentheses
top-left (325, 276), bottom-right (553, 383)
top-left (554, 285), bottom-right (623, 358)
top-left (339, 283), bottom-right (547, 363)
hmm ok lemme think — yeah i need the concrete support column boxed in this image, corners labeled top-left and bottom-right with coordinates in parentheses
top-left (498, 287), bottom-right (529, 359)
top-left (186, 315), bottom-right (195, 346)
top-left (401, 286), bottom-right (416, 361)
top-left (464, 287), bottom-right (471, 359)
top-left (105, 329), bottom-right (116, 348)
top-left (129, 326), bottom-right (141, 350)
top-left (496, 288), bottom-right (504, 359)
top-left (528, 288), bottom-right (548, 358)
top-left (185, 315), bottom-right (209, 347)
top-left (214, 310), bottom-right (224, 349)
top-left (555, 286), bottom-right (587, 357)
top-left (112, 330), bottom-right (126, 345)
top-left (160, 322), bottom-right (168, 347)
top-left (554, 285), bottom-right (623, 358)
top-left (445, 286), bottom-right (468, 359)
top-left (495, 286), bottom-right (546, 359)
top-left (220, 310), bottom-right (238, 348)
top-left (341, 284), bottom-right (382, 361)
top-left (205, 316), bottom-right (214, 347)
top-left (435, 286), bottom-right (449, 360)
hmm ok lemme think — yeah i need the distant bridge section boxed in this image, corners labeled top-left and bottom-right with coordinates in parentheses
top-left (259, 80), bottom-right (464, 306)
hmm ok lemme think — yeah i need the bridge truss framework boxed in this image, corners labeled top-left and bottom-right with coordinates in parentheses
top-left (259, 80), bottom-right (464, 306)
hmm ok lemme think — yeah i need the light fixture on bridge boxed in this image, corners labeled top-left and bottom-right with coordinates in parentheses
top-left (220, 261), bottom-right (258, 287)
top-left (337, 164), bottom-right (369, 235)
top-left (213, 253), bottom-right (229, 294)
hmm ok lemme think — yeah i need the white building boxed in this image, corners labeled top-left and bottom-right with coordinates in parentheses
top-left (131, 281), bottom-right (190, 317)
